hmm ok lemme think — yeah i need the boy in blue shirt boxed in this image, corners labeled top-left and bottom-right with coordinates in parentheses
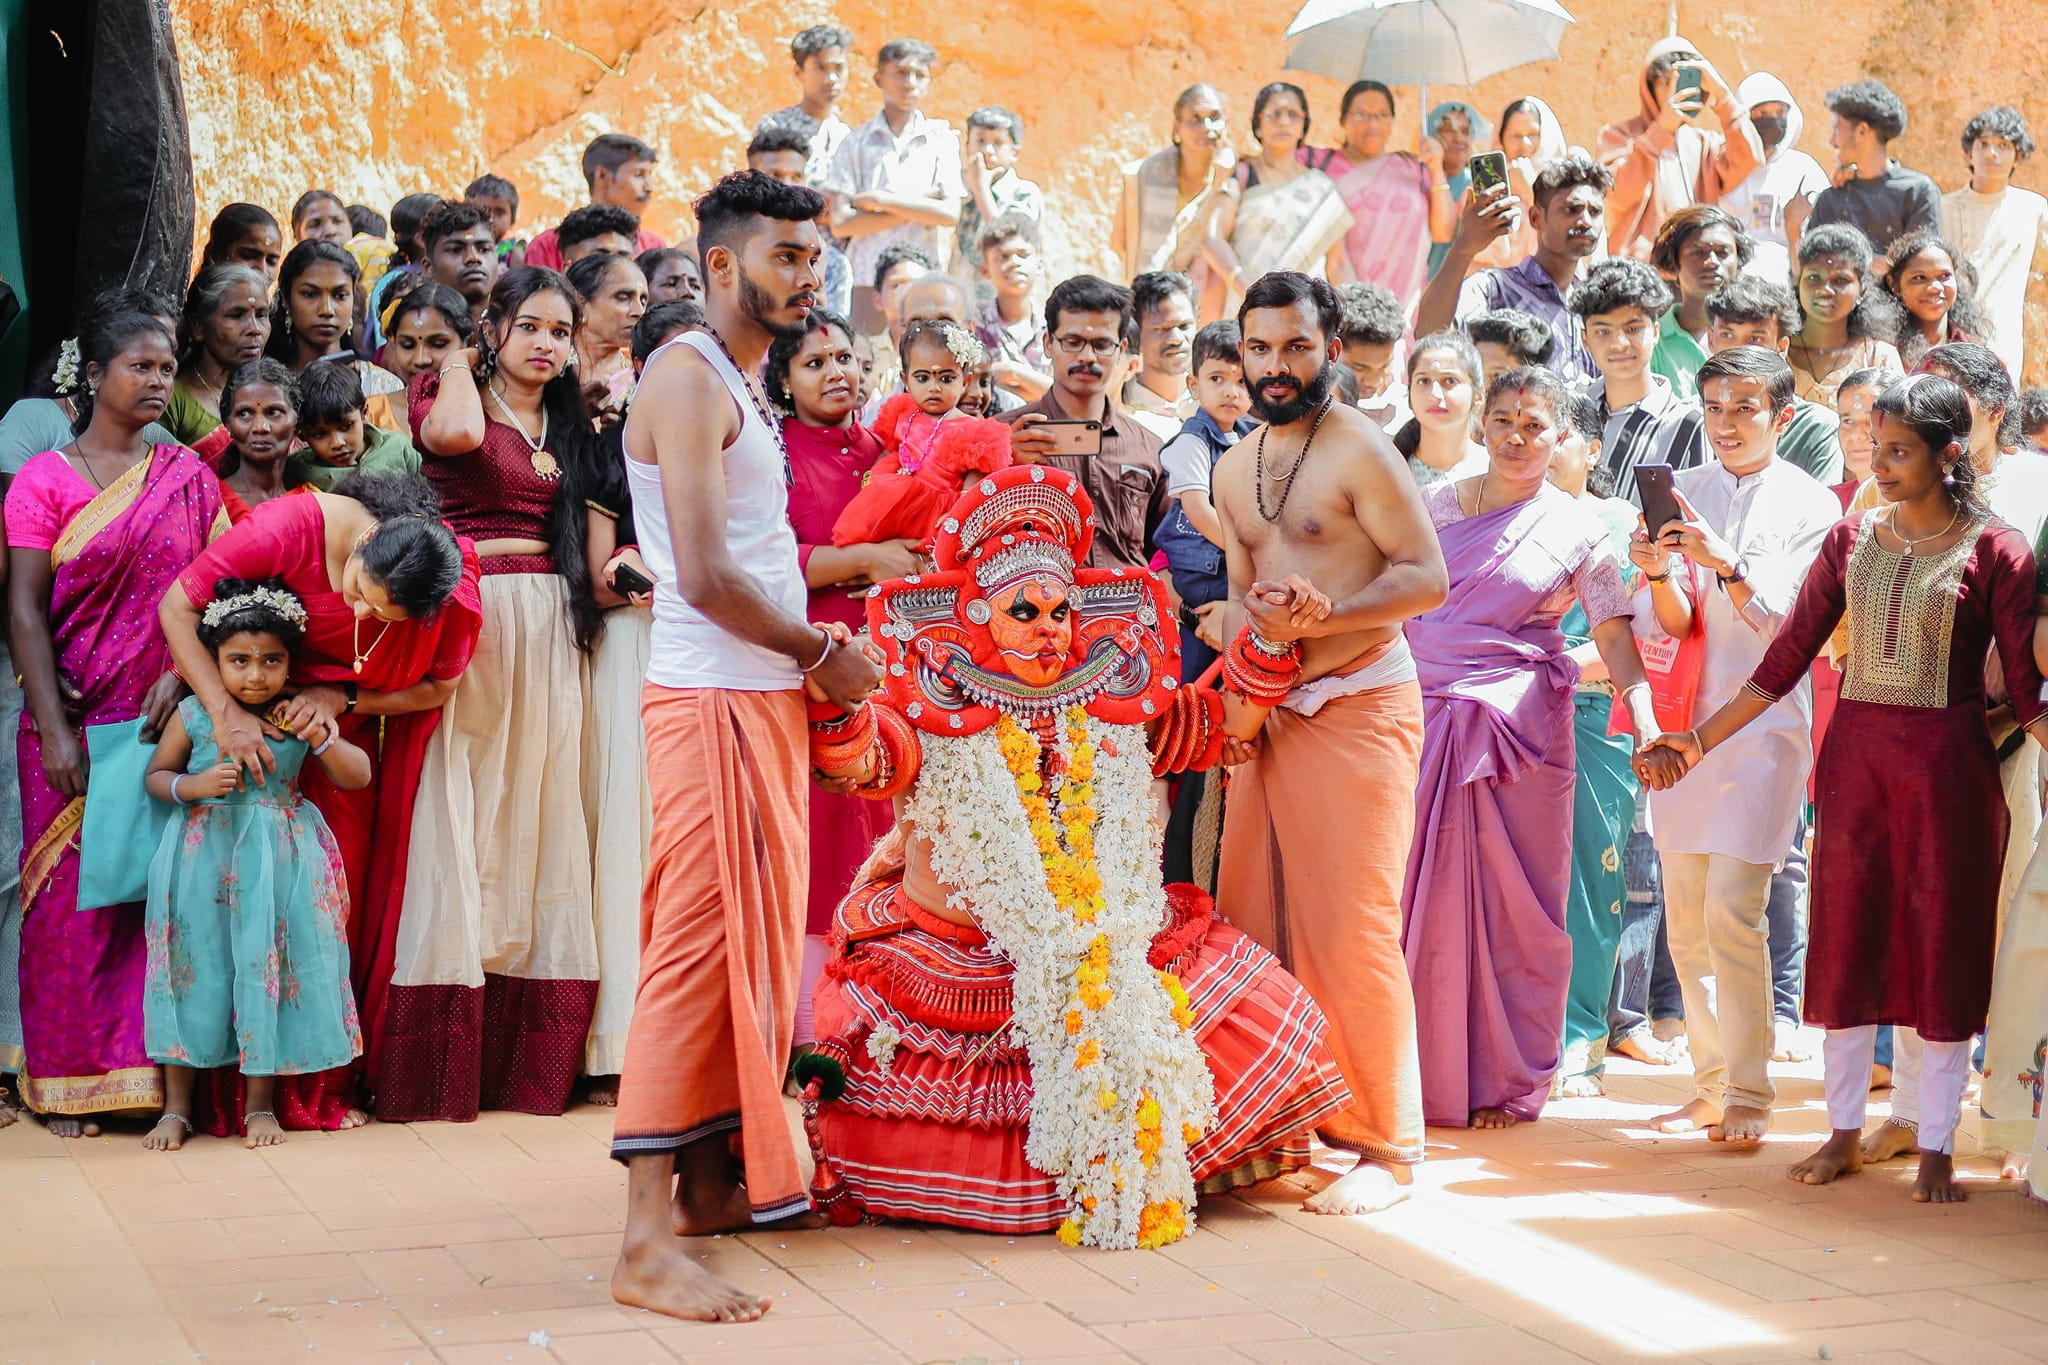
top-left (1156, 320), bottom-right (1255, 684)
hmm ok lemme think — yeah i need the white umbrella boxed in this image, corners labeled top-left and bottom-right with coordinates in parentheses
top-left (1283, 0), bottom-right (1576, 134)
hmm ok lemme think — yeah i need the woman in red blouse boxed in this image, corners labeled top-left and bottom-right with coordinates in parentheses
top-left (160, 474), bottom-right (478, 1131)
top-left (765, 309), bottom-right (921, 1044)
top-left (395, 266), bottom-right (599, 1122)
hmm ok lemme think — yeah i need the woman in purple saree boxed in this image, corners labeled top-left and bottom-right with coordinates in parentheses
top-left (4, 311), bottom-right (225, 1133)
top-left (1402, 368), bottom-right (1663, 1128)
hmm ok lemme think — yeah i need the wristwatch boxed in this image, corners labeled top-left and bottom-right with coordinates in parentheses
top-left (343, 681), bottom-right (360, 713)
top-left (1717, 559), bottom-right (1748, 587)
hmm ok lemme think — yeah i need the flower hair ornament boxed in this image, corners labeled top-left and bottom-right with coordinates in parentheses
top-left (941, 321), bottom-right (986, 369)
top-left (201, 585), bottom-right (311, 631)
top-left (52, 338), bottom-right (81, 395)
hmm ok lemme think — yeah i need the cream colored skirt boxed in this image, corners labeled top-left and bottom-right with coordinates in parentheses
top-left (393, 574), bottom-right (596, 991)
top-left (581, 606), bottom-right (652, 1076)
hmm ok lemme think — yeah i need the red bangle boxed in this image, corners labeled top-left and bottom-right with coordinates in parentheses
top-left (1223, 626), bottom-right (1301, 705)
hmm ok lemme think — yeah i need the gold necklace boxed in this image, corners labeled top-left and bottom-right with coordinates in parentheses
top-left (353, 615), bottom-right (393, 675)
top-left (1885, 503), bottom-right (1961, 555)
top-left (487, 383), bottom-right (560, 481)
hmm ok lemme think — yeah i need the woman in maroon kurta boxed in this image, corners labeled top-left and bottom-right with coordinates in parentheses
top-left (162, 478), bottom-right (480, 1131)
top-left (1647, 374), bottom-right (2045, 1203)
top-left (765, 311), bottom-right (920, 1042)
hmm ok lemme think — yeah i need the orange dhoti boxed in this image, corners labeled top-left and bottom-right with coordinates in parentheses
top-left (1217, 678), bottom-right (1426, 1166)
top-left (611, 685), bottom-right (811, 1224)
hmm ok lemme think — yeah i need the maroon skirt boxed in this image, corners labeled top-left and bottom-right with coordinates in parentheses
top-left (1808, 698), bottom-right (2006, 1041)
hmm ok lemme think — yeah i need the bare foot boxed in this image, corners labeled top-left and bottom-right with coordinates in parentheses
top-left (672, 1179), bottom-right (757, 1238)
top-left (142, 1114), bottom-right (191, 1152)
top-left (1470, 1106), bottom-right (1519, 1129)
top-left (1651, 1098), bottom-right (1720, 1134)
top-left (0, 1089), bottom-right (19, 1130)
top-left (1557, 1073), bottom-right (1605, 1098)
top-left (1613, 1029), bottom-right (1686, 1066)
top-left (587, 1076), bottom-right (620, 1107)
top-left (46, 1117), bottom-right (101, 1139)
top-left (1651, 1016), bottom-right (1689, 1046)
top-left (1710, 1103), bottom-right (1771, 1145)
top-left (1911, 1151), bottom-right (1965, 1203)
top-left (1994, 1148), bottom-right (2026, 1181)
top-left (336, 1108), bottom-right (370, 1130)
top-left (1869, 1063), bottom-right (1892, 1091)
top-left (612, 1235), bottom-right (772, 1322)
top-left (1788, 1130), bottom-right (1864, 1185)
top-left (1771, 1020), bottom-right (1817, 1063)
top-left (244, 1112), bottom-right (285, 1149)
top-left (1302, 1160), bottom-right (1411, 1215)
top-left (1860, 1118), bottom-right (1917, 1163)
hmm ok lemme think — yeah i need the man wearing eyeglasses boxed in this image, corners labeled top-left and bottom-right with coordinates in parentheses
top-left (1005, 275), bottom-right (1170, 570)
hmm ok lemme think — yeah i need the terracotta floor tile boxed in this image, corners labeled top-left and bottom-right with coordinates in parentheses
top-left (546, 1329), bottom-right (680, 1364)
top-left (957, 1300), bottom-right (1118, 1356)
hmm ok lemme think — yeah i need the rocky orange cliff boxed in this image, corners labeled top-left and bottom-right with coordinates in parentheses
top-left (173, 0), bottom-right (2048, 377)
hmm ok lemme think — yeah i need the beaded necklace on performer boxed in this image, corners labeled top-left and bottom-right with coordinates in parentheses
top-left (706, 324), bottom-right (792, 482)
top-left (1253, 398), bottom-right (1333, 523)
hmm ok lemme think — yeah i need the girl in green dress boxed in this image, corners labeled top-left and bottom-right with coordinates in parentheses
top-left (140, 580), bottom-right (372, 1151)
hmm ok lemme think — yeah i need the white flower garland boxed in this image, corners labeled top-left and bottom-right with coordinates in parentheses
top-left (904, 719), bottom-right (1216, 1249)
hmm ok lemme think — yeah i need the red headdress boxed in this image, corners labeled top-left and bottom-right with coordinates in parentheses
top-left (864, 465), bottom-right (1182, 735)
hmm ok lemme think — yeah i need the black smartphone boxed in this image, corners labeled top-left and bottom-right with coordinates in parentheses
top-left (1035, 419), bottom-right (1104, 457)
top-left (1634, 463), bottom-right (1684, 539)
top-left (612, 561), bottom-right (656, 597)
top-left (1468, 150), bottom-right (1509, 195)
top-left (1672, 65), bottom-right (1704, 113)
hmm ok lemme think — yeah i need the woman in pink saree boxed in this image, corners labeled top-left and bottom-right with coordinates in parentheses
top-left (5, 311), bottom-right (225, 1134)
top-left (1400, 368), bottom-right (1662, 1129)
top-left (1326, 81), bottom-right (1455, 310)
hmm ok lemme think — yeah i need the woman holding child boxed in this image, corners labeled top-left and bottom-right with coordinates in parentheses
top-left (159, 474), bottom-right (478, 1132)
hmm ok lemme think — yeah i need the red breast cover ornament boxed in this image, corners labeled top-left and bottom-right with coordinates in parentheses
top-left (864, 465), bottom-right (1182, 736)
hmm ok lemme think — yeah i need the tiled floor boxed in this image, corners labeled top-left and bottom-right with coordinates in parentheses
top-left (3, 1048), bottom-right (2044, 1364)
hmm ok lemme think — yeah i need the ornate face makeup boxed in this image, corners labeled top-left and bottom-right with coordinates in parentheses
top-left (986, 576), bottom-right (1074, 687)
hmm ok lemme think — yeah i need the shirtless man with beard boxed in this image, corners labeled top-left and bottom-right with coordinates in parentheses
top-left (1211, 270), bottom-right (1449, 1214)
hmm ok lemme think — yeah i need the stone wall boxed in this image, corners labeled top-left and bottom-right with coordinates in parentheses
top-left (174, 0), bottom-right (2048, 378)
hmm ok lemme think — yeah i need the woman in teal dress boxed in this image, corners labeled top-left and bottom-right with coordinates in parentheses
top-left (1551, 398), bottom-right (1645, 1095)
top-left (139, 579), bottom-right (373, 1150)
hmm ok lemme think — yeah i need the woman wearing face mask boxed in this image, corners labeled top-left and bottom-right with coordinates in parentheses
top-left (390, 266), bottom-right (600, 1123)
top-left (1719, 73), bottom-right (1831, 281)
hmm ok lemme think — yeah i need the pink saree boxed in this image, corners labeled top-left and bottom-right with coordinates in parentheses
top-left (13, 446), bottom-right (225, 1115)
top-left (1333, 153), bottom-right (1434, 308)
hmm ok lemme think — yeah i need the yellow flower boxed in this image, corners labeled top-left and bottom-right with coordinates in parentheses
top-left (1097, 1087), bottom-right (1119, 1111)
top-left (1183, 1122), bottom-right (1204, 1145)
top-left (1137, 1200), bottom-right (1187, 1249)
top-left (1137, 1096), bottom-right (1162, 1129)
top-left (1056, 1218), bottom-right (1082, 1246)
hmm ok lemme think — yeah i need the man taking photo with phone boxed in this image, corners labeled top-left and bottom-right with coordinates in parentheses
top-left (1597, 38), bottom-right (1762, 261)
top-left (1623, 345), bottom-right (1837, 1149)
top-left (1005, 274), bottom-right (1169, 570)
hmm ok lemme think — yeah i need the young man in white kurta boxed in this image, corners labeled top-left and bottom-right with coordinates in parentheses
top-left (1631, 347), bottom-right (1840, 1137)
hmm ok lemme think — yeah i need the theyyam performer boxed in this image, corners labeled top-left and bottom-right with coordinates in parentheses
top-left (801, 464), bottom-right (1352, 1248)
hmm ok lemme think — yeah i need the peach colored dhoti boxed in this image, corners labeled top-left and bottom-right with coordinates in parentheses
top-left (1217, 675), bottom-right (1426, 1165)
top-left (610, 685), bottom-right (811, 1223)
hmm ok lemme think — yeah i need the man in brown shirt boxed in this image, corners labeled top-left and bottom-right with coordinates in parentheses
top-left (1004, 275), bottom-right (1169, 569)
